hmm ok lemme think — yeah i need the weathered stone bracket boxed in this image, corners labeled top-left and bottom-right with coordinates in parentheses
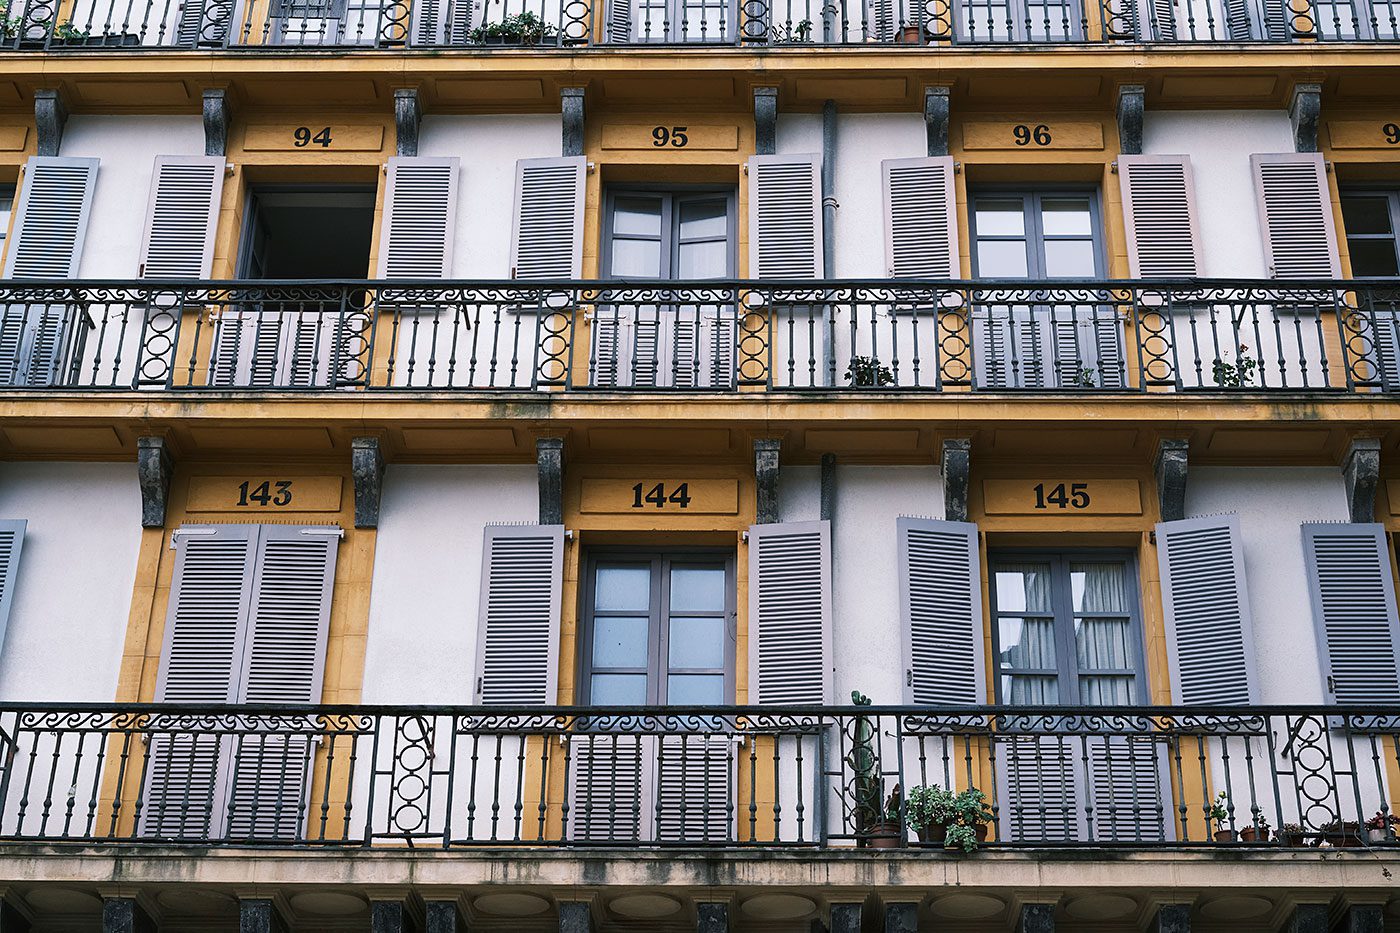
top-left (371, 900), bottom-right (421, 933)
top-left (1287, 904), bottom-right (1329, 933)
top-left (1117, 84), bottom-right (1145, 156)
top-left (424, 901), bottom-right (468, 933)
top-left (203, 88), bottom-right (230, 157)
top-left (561, 87), bottom-right (586, 158)
top-left (1152, 903), bottom-right (1191, 933)
top-left (884, 903), bottom-right (918, 933)
top-left (754, 438), bottom-right (782, 524)
top-left (1154, 438), bottom-right (1189, 523)
top-left (1344, 436), bottom-right (1381, 524)
top-left (754, 87), bottom-right (779, 156)
top-left (537, 437), bottom-right (565, 526)
top-left (394, 88), bottom-right (421, 158)
top-left (34, 89), bottom-right (67, 158)
top-left (697, 902), bottom-right (729, 933)
top-left (924, 85), bottom-right (951, 157)
top-left (352, 437), bottom-right (386, 529)
top-left (942, 438), bottom-right (971, 523)
top-left (239, 899), bottom-right (287, 933)
top-left (137, 436), bottom-right (173, 529)
top-left (102, 898), bottom-right (155, 933)
top-left (830, 903), bottom-right (862, 933)
top-left (1290, 82), bottom-right (1322, 154)
top-left (558, 902), bottom-right (591, 933)
top-left (1018, 903), bottom-right (1055, 933)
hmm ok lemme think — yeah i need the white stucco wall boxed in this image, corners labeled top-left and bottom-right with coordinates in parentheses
top-left (1142, 110), bottom-right (1294, 279)
top-left (61, 116), bottom-right (205, 279)
top-left (361, 464), bottom-right (537, 704)
top-left (1185, 466), bottom-right (1348, 704)
top-left (0, 463), bottom-right (141, 702)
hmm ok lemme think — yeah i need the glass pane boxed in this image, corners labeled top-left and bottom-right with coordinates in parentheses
top-left (1070, 562), bottom-right (1128, 612)
top-left (591, 672), bottom-right (648, 704)
top-left (610, 238), bottom-right (663, 278)
top-left (671, 566), bottom-right (726, 611)
top-left (1001, 673), bottom-right (1059, 704)
top-left (679, 198), bottom-right (728, 239)
top-left (995, 563), bottom-right (1053, 612)
top-left (1342, 196), bottom-right (1393, 236)
top-left (999, 616), bottom-right (1058, 669)
top-left (1348, 238), bottom-right (1400, 277)
top-left (975, 199), bottom-right (1026, 236)
top-left (595, 564), bottom-right (651, 611)
top-left (976, 239), bottom-right (1030, 278)
top-left (669, 616), bottom-right (725, 669)
top-left (1040, 198), bottom-right (1093, 236)
top-left (668, 673), bottom-right (725, 704)
top-left (1043, 239), bottom-right (1096, 277)
top-left (678, 239), bottom-right (728, 278)
top-left (592, 615), bottom-right (650, 668)
top-left (613, 197), bottom-right (663, 236)
top-left (1075, 617), bottom-right (1135, 670)
top-left (1079, 674), bottom-right (1135, 705)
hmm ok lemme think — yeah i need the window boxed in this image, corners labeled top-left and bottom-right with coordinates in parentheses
top-left (581, 552), bottom-right (735, 705)
top-left (610, 0), bottom-right (736, 42)
top-left (957, 0), bottom-right (1080, 40)
top-left (0, 184), bottom-right (16, 251)
top-left (1311, 0), bottom-right (1400, 38)
top-left (971, 189), bottom-right (1103, 279)
top-left (1342, 190), bottom-right (1400, 277)
top-left (990, 551), bottom-right (1146, 705)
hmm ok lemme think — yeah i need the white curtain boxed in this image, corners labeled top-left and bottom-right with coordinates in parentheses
top-left (1073, 563), bottom-right (1136, 705)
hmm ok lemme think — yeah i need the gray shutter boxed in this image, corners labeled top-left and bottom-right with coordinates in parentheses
top-left (1251, 152), bottom-right (1341, 278)
top-left (1302, 522), bottom-right (1400, 704)
top-left (1224, 0), bottom-right (1253, 37)
top-left (413, 0), bottom-right (472, 43)
top-left (898, 517), bottom-right (986, 704)
top-left (0, 312), bottom-right (23, 384)
top-left (248, 313), bottom-right (284, 388)
top-left (474, 524), bottom-right (564, 705)
top-left (672, 317), bottom-right (698, 388)
top-left (655, 734), bottom-right (732, 842)
top-left (510, 156), bottom-right (586, 279)
top-left (0, 520), bottom-right (26, 654)
top-left (1094, 313), bottom-right (1126, 389)
top-left (868, 0), bottom-right (896, 38)
top-left (5, 157), bottom-right (98, 278)
top-left (979, 314), bottom-right (1010, 388)
top-left (1368, 310), bottom-right (1400, 389)
top-left (709, 311), bottom-right (736, 387)
top-left (569, 733), bottom-right (644, 841)
top-left (22, 306), bottom-right (76, 386)
top-left (226, 525), bottom-right (338, 841)
top-left (633, 315), bottom-right (660, 388)
top-left (1144, 0), bottom-right (1176, 38)
top-left (1155, 514), bottom-right (1260, 705)
top-left (138, 156), bottom-right (226, 279)
top-left (1117, 155), bottom-right (1202, 278)
top-left (144, 525), bottom-right (258, 839)
top-left (1086, 735), bottom-right (1169, 842)
top-left (1053, 317), bottom-right (1081, 387)
top-left (606, 0), bottom-right (632, 40)
top-left (747, 154), bottom-right (823, 279)
top-left (1018, 320), bottom-right (1046, 388)
top-left (284, 314), bottom-right (325, 388)
top-left (747, 520), bottom-right (832, 705)
top-left (377, 157), bottom-right (459, 278)
top-left (1000, 735), bottom-right (1078, 842)
top-left (591, 313), bottom-right (620, 387)
top-left (882, 156), bottom-right (958, 278)
top-left (1260, 0), bottom-right (1289, 38)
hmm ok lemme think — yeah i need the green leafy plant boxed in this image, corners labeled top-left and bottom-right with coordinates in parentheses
top-left (906, 784), bottom-right (956, 835)
top-left (1208, 791), bottom-right (1231, 832)
top-left (789, 17), bottom-right (813, 40)
top-left (845, 355), bottom-right (894, 387)
top-left (905, 783), bottom-right (993, 852)
top-left (849, 690), bottom-right (883, 837)
top-left (53, 22), bottom-right (89, 39)
top-left (470, 11), bottom-right (556, 43)
top-left (1069, 366), bottom-right (1097, 388)
top-left (1211, 343), bottom-right (1259, 388)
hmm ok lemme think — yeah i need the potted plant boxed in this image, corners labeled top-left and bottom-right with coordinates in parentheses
top-left (896, 22), bottom-right (928, 41)
top-left (906, 783), bottom-right (956, 844)
top-left (1316, 819), bottom-right (1364, 847)
top-left (1210, 792), bottom-right (1236, 842)
top-left (866, 785), bottom-right (905, 849)
top-left (945, 787), bottom-right (994, 852)
top-left (1278, 822), bottom-right (1306, 847)
top-left (845, 355), bottom-right (894, 387)
top-left (787, 17), bottom-right (814, 40)
top-left (849, 691), bottom-right (902, 848)
top-left (1211, 343), bottom-right (1260, 388)
top-left (1240, 814), bottom-right (1271, 843)
top-left (1365, 811), bottom-right (1398, 843)
top-left (470, 11), bottom-right (556, 44)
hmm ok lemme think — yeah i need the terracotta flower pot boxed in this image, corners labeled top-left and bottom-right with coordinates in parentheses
top-left (915, 824), bottom-right (946, 845)
top-left (866, 819), bottom-right (904, 849)
top-left (1214, 829), bottom-right (1238, 843)
top-left (896, 24), bottom-right (925, 42)
top-left (1279, 831), bottom-right (1306, 847)
top-left (1240, 826), bottom-right (1267, 843)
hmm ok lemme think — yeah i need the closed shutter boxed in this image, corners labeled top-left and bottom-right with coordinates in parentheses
top-left (1118, 155), bottom-right (1202, 278)
top-left (655, 734), bottom-right (732, 842)
top-left (633, 315), bottom-right (660, 387)
top-left (1224, 0), bottom-right (1253, 37)
top-left (377, 157), bottom-right (460, 278)
top-left (22, 306), bottom-right (76, 386)
top-left (412, 0), bottom-right (472, 43)
top-left (5, 157), bottom-right (99, 279)
top-left (1251, 153), bottom-right (1340, 278)
top-left (1145, 0), bottom-right (1176, 38)
top-left (747, 154), bottom-right (823, 279)
top-left (1053, 318), bottom-right (1081, 386)
top-left (1095, 313), bottom-right (1126, 389)
top-left (1000, 735), bottom-right (1078, 841)
top-left (709, 311), bottom-right (736, 387)
top-left (672, 317), bottom-right (698, 388)
top-left (882, 157), bottom-right (958, 278)
top-left (1086, 736), bottom-right (1169, 842)
top-left (591, 313), bottom-right (621, 387)
top-left (138, 156), bottom-right (226, 279)
top-left (0, 520), bottom-right (27, 654)
top-left (474, 524), bottom-right (564, 705)
top-left (1019, 320), bottom-right (1046, 388)
top-left (510, 157), bottom-right (586, 280)
top-left (1260, 0), bottom-right (1290, 38)
top-left (1302, 523), bottom-right (1400, 704)
top-left (980, 314), bottom-right (1009, 388)
top-left (898, 517), bottom-right (986, 704)
top-left (747, 520), bottom-right (832, 705)
top-left (1156, 514), bottom-right (1260, 705)
top-left (569, 733), bottom-right (644, 841)
top-left (249, 313), bottom-right (286, 387)
top-left (606, 0), bottom-right (632, 40)
top-left (867, 0), bottom-right (896, 38)
top-left (284, 315), bottom-right (326, 388)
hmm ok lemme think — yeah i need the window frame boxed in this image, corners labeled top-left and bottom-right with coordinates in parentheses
top-left (578, 548), bottom-right (737, 706)
top-left (235, 183), bottom-right (379, 279)
top-left (601, 185), bottom-right (738, 281)
top-left (987, 548), bottom-right (1149, 707)
top-left (967, 186), bottom-right (1107, 280)
top-left (1340, 187), bottom-right (1400, 278)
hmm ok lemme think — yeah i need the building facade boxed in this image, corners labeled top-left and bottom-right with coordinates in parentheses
top-left (0, 4), bottom-right (1396, 932)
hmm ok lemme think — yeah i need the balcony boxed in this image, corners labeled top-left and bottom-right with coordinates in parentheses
top-left (0, 0), bottom-right (1394, 50)
top-left (0, 702), bottom-right (1395, 849)
top-left (2, 279), bottom-right (1399, 395)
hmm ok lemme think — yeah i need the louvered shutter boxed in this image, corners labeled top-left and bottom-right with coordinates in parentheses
top-left (1368, 311), bottom-right (1400, 389)
top-left (1144, 0), bottom-right (1176, 38)
top-left (747, 154), bottom-right (823, 279)
top-left (22, 306), bottom-right (76, 386)
top-left (412, 0), bottom-right (472, 43)
top-left (882, 157), bottom-right (958, 278)
top-left (0, 312), bottom-right (24, 384)
top-left (898, 517), bottom-right (986, 704)
top-left (284, 314), bottom-right (326, 388)
top-left (1155, 514), bottom-right (1260, 705)
top-left (867, 0), bottom-right (896, 38)
top-left (606, 0), bottom-right (632, 40)
top-left (510, 157), bottom-right (586, 279)
top-left (633, 315), bottom-right (660, 387)
top-left (144, 525), bottom-right (258, 839)
top-left (979, 313), bottom-right (1010, 388)
top-left (474, 524), bottom-right (564, 705)
top-left (1118, 155), bottom-right (1202, 278)
top-left (1260, 0), bottom-right (1289, 38)
top-left (1224, 0), bottom-right (1254, 37)
top-left (1302, 523), bottom-right (1400, 704)
top-left (591, 314), bottom-right (621, 387)
top-left (1095, 311), bottom-right (1126, 388)
top-left (1086, 736), bottom-right (1169, 842)
top-left (1019, 320), bottom-right (1046, 388)
top-left (226, 525), bottom-right (338, 841)
top-left (747, 520), bottom-right (832, 705)
top-left (1053, 318), bottom-right (1081, 387)
top-left (568, 733), bottom-right (644, 841)
top-left (655, 734), bottom-right (732, 842)
top-left (672, 317), bottom-right (698, 388)
top-left (1251, 153), bottom-right (1341, 279)
top-left (377, 157), bottom-right (459, 278)
top-left (5, 157), bottom-right (98, 279)
top-left (0, 520), bottom-right (27, 655)
top-left (138, 156), bottom-right (225, 279)
top-left (1000, 735), bottom-right (1078, 841)
top-left (709, 311), bottom-right (736, 387)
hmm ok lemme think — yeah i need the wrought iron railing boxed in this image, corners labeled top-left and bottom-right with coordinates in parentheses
top-left (0, 703), bottom-right (1396, 848)
top-left (3, 279), bottom-right (1400, 395)
top-left (0, 0), bottom-right (1387, 48)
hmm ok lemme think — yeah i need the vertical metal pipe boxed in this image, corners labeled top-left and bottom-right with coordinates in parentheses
top-left (821, 99), bottom-right (838, 278)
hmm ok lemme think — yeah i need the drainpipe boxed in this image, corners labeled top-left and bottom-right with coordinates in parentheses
top-left (821, 99), bottom-right (838, 277)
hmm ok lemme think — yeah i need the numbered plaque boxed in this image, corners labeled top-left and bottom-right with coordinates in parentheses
top-left (186, 475), bottom-right (344, 513)
top-left (599, 123), bottom-right (740, 152)
top-left (242, 124), bottom-right (386, 152)
top-left (1326, 120), bottom-right (1400, 149)
top-left (961, 121), bottom-right (1105, 151)
top-left (579, 478), bottom-right (739, 515)
top-left (982, 479), bottom-right (1142, 516)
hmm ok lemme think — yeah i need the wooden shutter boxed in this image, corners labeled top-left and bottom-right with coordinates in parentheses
top-left (569, 733), bottom-right (644, 841)
top-left (655, 734), bottom-right (732, 842)
top-left (138, 156), bottom-right (226, 279)
top-left (606, 0), bottom-right (632, 40)
top-left (5, 157), bottom-right (98, 278)
top-left (747, 154), bottom-right (823, 279)
top-left (413, 0), bottom-right (472, 43)
top-left (510, 157), bottom-right (586, 279)
top-left (591, 314), bottom-right (620, 387)
top-left (377, 157), bottom-right (459, 278)
top-left (474, 524), bottom-right (564, 705)
top-left (1019, 320), bottom-right (1046, 388)
top-left (898, 517), bottom-right (986, 704)
top-left (1224, 0), bottom-right (1253, 37)
top-left (1251, 153), bottom-right (1341, 278)
top-left (633, 316), bottom-right (660, 387)
top-left (1146, 0), bottom-right (1176, 38)
top-left (1156, 514), bottom-right (1260, 705)
top-left (709, 311), bottom-right (736, 387)
top-left (1302, 523), bottom-right (1400, 704)
top-left (1118, 155), bottom-right (1202, 278)
top-left (1053, 318), bottom-right (1081, 387)
top-left (0, 520), bottom-right (27, 654)
top-left (1086, 736), bottom-right (1169, 842)
top-left (979, 314), bottom-right (1010, 388)
top-left (1000, 735), bottom-right (1078, 841)
top-left (747, 520), bottom-right (832, 705)
top-left (867, 0), bottom-right (896, 38)
top-left (882, 156), bottom-right (958, 278)
top-left (672, 317), bottom-right (698, 388)
top-left (1095, 313), bottom-right (1126, 389)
